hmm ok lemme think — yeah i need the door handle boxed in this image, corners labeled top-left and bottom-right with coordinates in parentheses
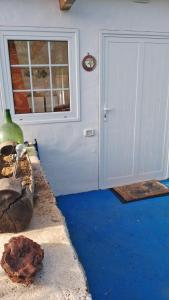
top-left (104, 107), bottom-right (113, 120)
top-left (104, 107), bottom-right (113, 112)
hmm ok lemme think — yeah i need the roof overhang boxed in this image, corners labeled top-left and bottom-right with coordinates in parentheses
top-left (59, 0), bottom-right (76, 10)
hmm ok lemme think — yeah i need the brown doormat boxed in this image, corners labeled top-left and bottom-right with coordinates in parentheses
top-left (112, 180), bottom-right (169, 202)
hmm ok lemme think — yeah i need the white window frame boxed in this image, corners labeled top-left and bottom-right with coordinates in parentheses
top-left (0, 28), bottom-right (80, 124)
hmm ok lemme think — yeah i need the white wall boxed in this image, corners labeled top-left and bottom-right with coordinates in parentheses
top-left (1, 0), bottom-right (169, 195)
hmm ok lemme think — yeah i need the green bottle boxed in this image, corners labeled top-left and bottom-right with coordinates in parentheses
top-left (0, 109), bottom-right (24, 144)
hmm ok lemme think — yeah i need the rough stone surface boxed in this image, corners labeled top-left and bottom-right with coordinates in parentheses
top-left (0, 155), bottom-right (34, 233)
top-left (0, 155), bottom-right (92, 300)
top-left (1, 235), bottom-right (44, 285)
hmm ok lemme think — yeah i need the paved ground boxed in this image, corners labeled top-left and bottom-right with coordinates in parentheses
top-left (58, 186), bottom-right (169, 300)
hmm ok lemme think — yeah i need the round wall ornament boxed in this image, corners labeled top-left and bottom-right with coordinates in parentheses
top-left (82, 53), bottom-right (97, 72)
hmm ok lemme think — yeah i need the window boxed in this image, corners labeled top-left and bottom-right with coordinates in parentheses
top-left (0, 29), bottom-right (80, 123)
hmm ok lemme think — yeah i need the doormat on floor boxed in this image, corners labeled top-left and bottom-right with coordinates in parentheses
top-left (112, 180), bottom-right (169, 202)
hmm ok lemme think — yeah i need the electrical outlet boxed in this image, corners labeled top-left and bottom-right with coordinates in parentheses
top-left (83, 129), bottom-right (95, 137)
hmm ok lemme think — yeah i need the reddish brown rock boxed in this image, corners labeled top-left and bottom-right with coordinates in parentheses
top-left (0, 235), bottom-right (44, 285)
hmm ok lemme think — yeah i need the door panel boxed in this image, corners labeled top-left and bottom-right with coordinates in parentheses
top-left (100, 34), bottom-right (169, 188)
top-left (137, 42), bottom-right (169, 176)
top-left (103, 40), bottom-right (140, 183)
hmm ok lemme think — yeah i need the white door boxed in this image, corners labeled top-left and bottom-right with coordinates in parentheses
top-left (100, 33), bottom-right (169, 189)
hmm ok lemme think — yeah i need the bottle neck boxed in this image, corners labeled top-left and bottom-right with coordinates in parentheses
top-left (4, 109), bottom-right (12, 123)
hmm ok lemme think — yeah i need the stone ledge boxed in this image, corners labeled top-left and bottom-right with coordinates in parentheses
top-left (0, 154), bottom-right (92, 300)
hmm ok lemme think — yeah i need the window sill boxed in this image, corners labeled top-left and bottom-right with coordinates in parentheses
top-left (13, 113), bottom-right (80, 125)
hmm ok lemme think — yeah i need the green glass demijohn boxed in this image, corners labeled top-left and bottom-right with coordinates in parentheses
top-left (0, 109), bottom-right (24, 144)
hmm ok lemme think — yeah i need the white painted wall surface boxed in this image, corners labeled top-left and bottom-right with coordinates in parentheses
top-left (1, 0), bottom-right (169, 195)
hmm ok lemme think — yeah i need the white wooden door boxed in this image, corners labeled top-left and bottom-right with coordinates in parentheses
top-left (100, 33), bottom-right (169, 189)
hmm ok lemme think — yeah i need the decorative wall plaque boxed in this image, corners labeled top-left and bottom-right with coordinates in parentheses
top-left (82, 53), bottom-right (97, 71)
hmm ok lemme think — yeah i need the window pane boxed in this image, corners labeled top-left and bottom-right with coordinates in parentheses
top-left (51, 41), bottom-right (68, 64)
top-left (13, 92), bottom-right (32, 114)
top-left (7, 38), bottom-right (73, 117)
top-left (53, 90), bottom-right (70, 112)
top-left (30, 41), bottom-right (49, 65)
top-left (32, 67), bottom-right (50, 89)
top-left (11, 67), bottom-right (31, 90)
top-left (33, 91), bottom-right (52, 113)
top-left (52, 67), bottom-right (69, 89)
top-left (8, 41), bottom-right (28, 65)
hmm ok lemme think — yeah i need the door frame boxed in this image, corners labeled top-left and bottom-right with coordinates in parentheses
top-left (99, 30), bottom-right (169, 189)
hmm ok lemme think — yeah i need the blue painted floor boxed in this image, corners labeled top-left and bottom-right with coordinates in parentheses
top-left (57, 184), bottom-right (169, 300)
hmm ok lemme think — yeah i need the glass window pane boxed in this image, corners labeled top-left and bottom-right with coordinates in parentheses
top-left (11, 67), bottom-right (31, 90)
top-left (33, 91), bottom-right (52, 113)
top-left (52, 67), bottom-right (69, 89)
top-left (13, 92), bottom-right (32, 114)
top-left (8, 39), bottom-right (72, 117)
top-left (8, 41), bottom-right (28, 65)
top-left (32, 67), bottom-right (50, 89)
top-left (53, 90), bottom-right (70, 112)
top-left (51, 41), bottom-right (68, 64)
top-left (30, 41), bottom-right (49, 65)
